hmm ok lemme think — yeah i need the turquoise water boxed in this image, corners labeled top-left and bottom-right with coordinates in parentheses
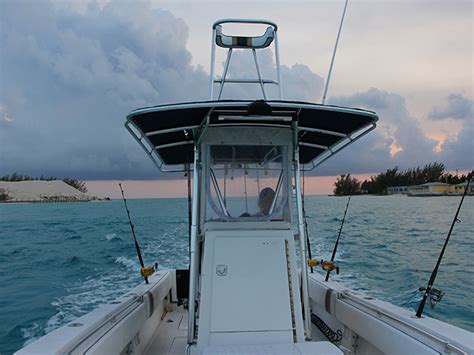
top-left (0, 196), bottom-right (473, 354)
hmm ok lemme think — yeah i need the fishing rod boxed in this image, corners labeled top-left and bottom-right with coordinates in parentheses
top-left (415, 172), bottom-right (473, 317)
top-left (186, 164), bottom-right (192, 269)
top-left (325, 191), bottom-right (352, 281)
top-left (119, 183), bottom-right (153, 284)
top-left (302, 167), bottom-right (314, 273)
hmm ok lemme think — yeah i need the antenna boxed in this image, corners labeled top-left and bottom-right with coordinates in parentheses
top-left (321, 0), bottom-right (349, 105)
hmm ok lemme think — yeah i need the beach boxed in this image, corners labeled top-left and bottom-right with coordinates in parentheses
top-left (0, 180), bottom-right (101, 203)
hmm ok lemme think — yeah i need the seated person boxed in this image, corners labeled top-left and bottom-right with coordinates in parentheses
top-left (240, 187), bottom-right (275, 217)
top-left (257, 187), bottom-right (275, 216)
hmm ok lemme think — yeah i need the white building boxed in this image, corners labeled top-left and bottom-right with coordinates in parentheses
top-left (386, 186), bottom-right (408, 195)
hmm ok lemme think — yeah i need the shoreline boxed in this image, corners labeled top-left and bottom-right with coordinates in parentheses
top-left (0, 198), bottom-right (110, 204)
top-left (0, 180), bottom-right (107, 203)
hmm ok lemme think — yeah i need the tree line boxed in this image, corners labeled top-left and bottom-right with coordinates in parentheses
top-left (0, 173), bottom-right (88, 193)
top-left (333, 162), bottom-right (470, 196)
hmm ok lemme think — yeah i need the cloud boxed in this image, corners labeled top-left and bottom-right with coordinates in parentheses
top-left (438, 122), bottom-right (474, 169)
top-left (316, 89), bottom-right (473, 174)
top-left (432, 95), bottom-right (474, 169)
top-left (0, 2), bottom-right (325, 179)
top-left (429, 94), bottom-right (473, 120)
top-left (0, 1), bottom-right (471, 180)
top-left (0, 0), bottom-right (208, 179)
top-left (218, 49), bottom-right (323, 102)
top-left (422, 94), bottom-right (473, 170)
top-left (317, 88), bottom-right (439, 175)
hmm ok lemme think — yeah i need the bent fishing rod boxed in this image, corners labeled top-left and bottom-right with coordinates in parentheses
top-left (416, 172), bottom-right (472, 317)
top-left (325, 191), bottom-right (352, 281)
top-left (119, 183), bottom-right (154, 284)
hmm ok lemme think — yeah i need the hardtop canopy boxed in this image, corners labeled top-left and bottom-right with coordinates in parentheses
top-left (125, 99), bottom-right (378, 172)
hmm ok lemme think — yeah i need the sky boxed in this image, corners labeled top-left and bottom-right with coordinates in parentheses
top-left (0, 0), bottom-right (472, 197)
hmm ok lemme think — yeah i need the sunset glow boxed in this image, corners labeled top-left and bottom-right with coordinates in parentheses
top-left (86, 174), bottom-right (377, 199)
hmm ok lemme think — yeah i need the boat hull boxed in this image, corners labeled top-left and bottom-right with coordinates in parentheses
top-left (16, 269), bottom-right (474, 355)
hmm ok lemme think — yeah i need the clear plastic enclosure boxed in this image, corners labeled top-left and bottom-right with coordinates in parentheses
top-left (206, 145), bottom-right (289, 221)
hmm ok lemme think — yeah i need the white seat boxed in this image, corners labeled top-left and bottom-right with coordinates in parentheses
top-left (203, 341), bottom-right (343, 355)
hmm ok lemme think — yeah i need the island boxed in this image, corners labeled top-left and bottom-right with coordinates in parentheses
top-left (333, 162), bottom-right (473, 196)
top-left (0, 174), bottom-right (108, 203)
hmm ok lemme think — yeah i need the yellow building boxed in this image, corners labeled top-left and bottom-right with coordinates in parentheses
top-left (408, 182), bottom-right (452, 196)
top-left (452, 179), bottom-right (474, 195)
top-left (408, 180), bottom-right (474, 196)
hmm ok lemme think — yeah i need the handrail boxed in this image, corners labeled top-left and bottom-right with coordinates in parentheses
top-left (209, 168), bottom-right (230, 217)
top-left (268, 170), bottom-right (284, 215)
top-left (213, 18), bottom-right (278, 30)
top-left (339, 292), bottom-right (468, 355)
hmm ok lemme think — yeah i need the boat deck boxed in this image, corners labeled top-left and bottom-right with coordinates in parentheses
top-left (144, 306), bottom-right (329, 355)
top-left (145, 306), bottom-right (188, 355)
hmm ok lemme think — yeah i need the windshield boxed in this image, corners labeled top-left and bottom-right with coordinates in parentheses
top-left (206, 145), bottom-right (289, 221)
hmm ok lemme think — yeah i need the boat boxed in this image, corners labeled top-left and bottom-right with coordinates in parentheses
top-left (17, 19), bottom-right (473, 355)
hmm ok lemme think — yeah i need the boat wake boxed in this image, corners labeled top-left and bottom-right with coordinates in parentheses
top-left (20, 255), bottom-right (142, 347)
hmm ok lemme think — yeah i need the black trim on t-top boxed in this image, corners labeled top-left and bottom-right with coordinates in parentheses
top-left (126, 99), bottom-right (378, 167)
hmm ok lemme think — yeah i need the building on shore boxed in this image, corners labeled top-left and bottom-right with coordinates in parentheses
top-left (408, 182), bottom-right (451, 196)
top-left (386, 186), bottom-right (409, 195)
top-left (366, 179), bottom-right (473, 196)
top-left (453, 179), bottom-right (474, 195)
top-left (407, 180), bottom-right (474, 196)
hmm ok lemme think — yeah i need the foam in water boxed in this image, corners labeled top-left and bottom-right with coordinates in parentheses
top-left (20, 322), bottom-right (43, 347)
top-left (19, 256), bottom-right (143, 348)
top-left (106, 233), bottom-right (122, 242)
top-left (115, 256), bottom-right (140, 270)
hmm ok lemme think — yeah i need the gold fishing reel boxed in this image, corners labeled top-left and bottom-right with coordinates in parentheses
top-left (307, 259), bottom-right (340, 275)
top-left (140, 265), bottom-right (156, 278)
top-left (307, 258), bottom-right (320, 268)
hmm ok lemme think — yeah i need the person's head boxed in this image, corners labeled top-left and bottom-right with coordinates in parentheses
top-left (258, 187), bottom-right (275, 215)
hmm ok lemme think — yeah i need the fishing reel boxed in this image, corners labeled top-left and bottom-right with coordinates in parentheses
top-left (419, 287), bottom-right (445, 309)
top-left (308, 259), bottom-right (340, 275)
top-left (140, 262), bottom-right (158, 278)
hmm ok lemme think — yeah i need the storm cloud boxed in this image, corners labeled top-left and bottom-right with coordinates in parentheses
top-left (429, 94), bottom-right (473, 121)
top-left (431, 94), bottom-right (474, 169)
top-left (321, 88), bottom-right (440, 174)
top-left (0, 0), bottom-right (209, 179)
top-left (0, 1), bottom-right (472, 179)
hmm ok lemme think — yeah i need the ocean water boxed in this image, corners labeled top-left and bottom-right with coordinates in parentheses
top-left (0, 195), bottom-right (473, 354)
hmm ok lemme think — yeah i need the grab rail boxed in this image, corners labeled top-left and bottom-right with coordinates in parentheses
top-left (213, 18), bottom-right (278, 30)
